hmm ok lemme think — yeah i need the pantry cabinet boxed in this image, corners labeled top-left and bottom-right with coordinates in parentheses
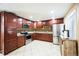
top-left (0, 11), bottom-right (26, 55)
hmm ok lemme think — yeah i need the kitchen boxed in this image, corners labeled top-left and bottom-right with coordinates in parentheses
top-left (0, 3), bottom-right (79, 56)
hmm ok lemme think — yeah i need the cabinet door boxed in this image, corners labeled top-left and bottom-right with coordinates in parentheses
top-left (4, 12), bottom-right (17, 55)
top-left (5, 28), bottom-right (17, 40)
top-left (63, 40), bottom-right (77, 56)
top-left (32, 33), bottom-right (53, 42)
top-left (31, 33), bottom-right (37, 40)
top-left (4, 38), bottom-right (17, 55)
top-left (17, 18), bottom-right (23, 29)
top-left (4, 13), bottom-right (17, 28)
top-left (40, 34), bottom-right (53, 42)
top-left (4, 12), bottom-right (17, 40)
top-left (17, 36), bottom-right (26, 48)
top-left (4, 13), bottom-right (17, 39)
top-left (5, 13), bottom-right (23, 30)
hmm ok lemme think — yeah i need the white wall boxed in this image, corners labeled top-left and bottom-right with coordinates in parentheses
top-left (64, 4), bottom-right (77, 40)
top-left (76, 4), bottom-right (79, 39)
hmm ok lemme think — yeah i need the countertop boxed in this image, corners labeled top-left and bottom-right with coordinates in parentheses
top-left (17, 31), bottom-right (53, 36)
top-left (28, 31), bottom-right (53, 34)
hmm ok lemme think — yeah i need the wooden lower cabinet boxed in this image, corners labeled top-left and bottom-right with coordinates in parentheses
top-left (17, 36), bottom-right (26, 48)
top-left (1, 29), bottom-right (26, 55)
top-left (77, 40), bottom-right (79, 56)
top-left (4, 38), bottom-right (17, 55)
top-left (63, 40), bottom-right (77, 56)
top-left (3, 36), bottom-right (26, 55)
top-left (32, 33), bottom-right (53, 42)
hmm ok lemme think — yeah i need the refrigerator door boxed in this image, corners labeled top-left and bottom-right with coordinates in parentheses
top-left (52, 24), bottom-right (64, 44)
top-left (53, 36), bottom-right (59, 44)
top-left (53, 24), bottom-right (60, 36)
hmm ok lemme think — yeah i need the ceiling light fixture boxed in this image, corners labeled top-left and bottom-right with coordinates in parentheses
top-left (50, 10), bottom-right (54, 14)
top-left (37, 20), bottom-right (39, 21)
top-left (29, 16), bottom-right (33, 20)
top-left (49, 10), bottom-right (55, 19)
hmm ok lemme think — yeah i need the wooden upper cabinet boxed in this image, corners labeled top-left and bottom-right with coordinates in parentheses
top-left (48, 18), bottom-right (64, 25)
top-left (36, 21), bottom-right (43, 28)
top-left (17, 18), bottom-right (23, 29)
top-left (23, 19), bottom-right (27, 24)
top-left (4, 12), bottom-right (17, 39)
top-left (4, 12), bottom-right (23, 29)
top-left (4, 12), bottom-right (18, 29)
top-left (55, 18), bottom-right (63, 24)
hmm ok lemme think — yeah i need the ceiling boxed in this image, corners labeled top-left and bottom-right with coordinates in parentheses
top-left (0, 3), bottom-right (73, 21)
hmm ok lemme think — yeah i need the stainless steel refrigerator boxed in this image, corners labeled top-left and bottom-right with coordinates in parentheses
top-left (52, 24), bottom-right (64, 44)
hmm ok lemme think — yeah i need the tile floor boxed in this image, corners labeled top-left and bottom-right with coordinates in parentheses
top-left (0, 40), bottom-right (61, 56)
